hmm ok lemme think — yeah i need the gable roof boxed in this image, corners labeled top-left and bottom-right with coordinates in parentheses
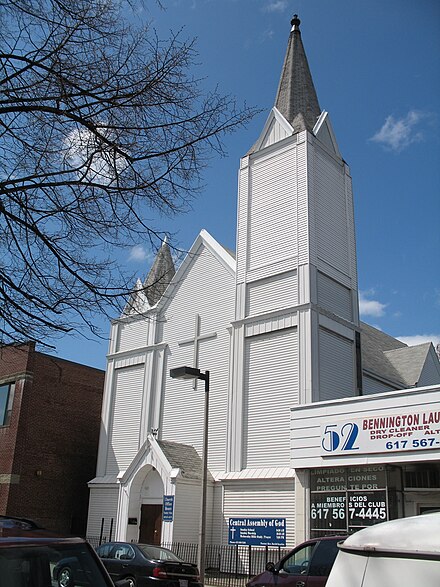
top-left (111, 434), bottom-right (213, 486)
top-left (359, 323), bottom-right (440, 389)
top-left (384, 343), bottom-right (432, 387)
top-left (248, 107), bottom-right (294, 154)
top-left (158, 439), bottom-right (205, 481)
top-left (360, 322), bottom-right (408, 387)
top-left (156, 229), bottom-right (235, 312)
top-left (313, 111), bottom-right (342, 158)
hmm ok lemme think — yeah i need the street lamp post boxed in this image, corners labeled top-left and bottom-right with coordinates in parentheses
top-left (169, 366), bottom-right (210, 585)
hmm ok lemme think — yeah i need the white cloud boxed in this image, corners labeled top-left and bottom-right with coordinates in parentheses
top-left (66, 126), bottom-right (128, 183)
top-left (262, 0), bottom-right (288, 13)
top-left (261, 28), bottom-right (275, 42)
top-left (128, 245), bottom-right (152, 263)
top-left (359, 291), bottom-right (387, 317)
top-left (397, 334), bottom-right (440, 348)
top-left (370, 110), bottom-right (425, 152)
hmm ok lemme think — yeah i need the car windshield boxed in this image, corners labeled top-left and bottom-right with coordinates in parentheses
top-left (0, 542), bottom-right (111, 587)
top-left (138, 545), bottom-right (182, 562)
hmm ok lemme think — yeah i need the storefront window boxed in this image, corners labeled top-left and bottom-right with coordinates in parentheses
top-left (404, 464), bottom-right (440, 489)
top-left (310, 465), bottom-right (403, 537)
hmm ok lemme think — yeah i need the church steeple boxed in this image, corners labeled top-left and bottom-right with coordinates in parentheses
top-left (122, 239), bottom-right (175, 316)
top-left (275, 15), bottom-right (321, 132)
top-left (143, 238), bottom-right (175, 306)
top-left (232, 13), bottom-right (359, 466)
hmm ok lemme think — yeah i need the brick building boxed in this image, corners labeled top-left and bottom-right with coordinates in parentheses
top-left (0, 342), bottom-right (105, 535)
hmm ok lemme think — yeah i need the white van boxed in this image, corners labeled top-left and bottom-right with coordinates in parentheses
top-left (326, 512), bottom-right (440, 587)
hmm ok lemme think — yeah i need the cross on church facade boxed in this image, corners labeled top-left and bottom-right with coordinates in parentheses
top-left (178, 314), bottom-right (217, 388)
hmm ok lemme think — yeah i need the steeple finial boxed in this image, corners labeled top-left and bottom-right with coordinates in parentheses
top-left (274, 15), bottom-right (321, 132)
top-left (291, 14), bottom-right (300, 30)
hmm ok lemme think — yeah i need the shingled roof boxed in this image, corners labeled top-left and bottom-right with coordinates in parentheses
top-left (274, 15), bottom-right (321, 132)
top-left (360, 322), bottom-right (407, 387)
top-left (384, 343), bottom-right (433, 387)
top-left (158, 439), bottom-right (212, 481)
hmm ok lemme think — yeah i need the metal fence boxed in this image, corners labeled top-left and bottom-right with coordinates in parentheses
top-left (87, 537), bottom-right (290, 587)
top-left (164, 542), bottom-right (290, 587)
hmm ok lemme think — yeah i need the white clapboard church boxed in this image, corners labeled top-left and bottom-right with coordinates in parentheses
top-left (87, 16), bottom-right (440, 547)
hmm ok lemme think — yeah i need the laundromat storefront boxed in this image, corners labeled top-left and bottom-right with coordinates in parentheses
top-left (290, 385), bottom-right (440, 539)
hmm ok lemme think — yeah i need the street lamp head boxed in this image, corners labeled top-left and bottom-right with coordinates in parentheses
top-left (169, 366), bottom-right (202, 380)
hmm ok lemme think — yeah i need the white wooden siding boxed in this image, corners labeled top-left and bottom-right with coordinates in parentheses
top-left (172, 482), bottom-right (201, 544)
top-left (246, 271), bottom-right (298, 316)
top-left (313, 148), bottom-right (349, 275)
top-left (114, 353), bottom-right (145, 370)
top-left (362, 374), bottom-right (396, 395)
top-left (161, 246), bottom-right (234, 470)
top-left (237, 164), bottom-right (249, 283)
top-left (315, 116), bottom-right (338, 155)
top-left (246, 257), bottom-right (298, 284)
top-left (244, 328), bottom-right (298, 468)
top-left (418, 351), bottom-right (440, 386)
top-left (244, 312), bottom-right (297, 338)
top-left (210, 484), bottom-right (224, 545)
top-left (223, 480), bottom-right (295, 546)
top-left (116, 319), bottom-right (148, 353)
top-left (297, 139), bottom-right (310, 266)
top-left (248, 149), bottom-right (298, 271)
top-left (318, 327), bottom-right (355, 400)
top-left (345, 171), bottom-right (358, 292)
top-left (87, 486), bottom-right (119, 538)
top-left (260, 118), bottom-right (291, 150)
top-left (106, 365), bottom-right (144, 474)
top-left (317, 271), bottom-right (352, 321)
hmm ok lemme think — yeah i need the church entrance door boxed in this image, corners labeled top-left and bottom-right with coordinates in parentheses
top-left (139, 504), bottom-right (162, 544)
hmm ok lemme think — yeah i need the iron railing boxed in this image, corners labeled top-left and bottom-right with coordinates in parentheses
top-left (164, 542), bottom-right (290, 587)
top-left (87, 537), bottom-right (290, 587)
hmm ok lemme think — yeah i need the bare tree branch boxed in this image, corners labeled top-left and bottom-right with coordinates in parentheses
top-left (0, 0), bottom-right (259, 349)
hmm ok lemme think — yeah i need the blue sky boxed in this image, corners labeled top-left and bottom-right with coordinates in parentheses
top-left (54, 0), bottom-right (440, 369)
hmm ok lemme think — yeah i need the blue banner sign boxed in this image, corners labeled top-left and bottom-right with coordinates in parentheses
top-left (163, 495), bottom-right (174, 522)
top-left (228, 517), bottom-right (286, 546)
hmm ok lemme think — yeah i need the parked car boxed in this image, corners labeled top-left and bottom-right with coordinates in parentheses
top-left (0, 515), bottom-right (130, 587)
top-left (96, 542), bottom-right (202, 587)
top-left (326, 513), bottom-right (440, 587)
top-left (246, 535), bottom-right (345, 587)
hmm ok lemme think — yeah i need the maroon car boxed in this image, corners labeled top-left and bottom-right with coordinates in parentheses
top-left (246, 536), bottom-right (345, 587)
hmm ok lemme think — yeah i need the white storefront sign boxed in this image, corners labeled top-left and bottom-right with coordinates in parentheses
top-left (320, 407), bottom-right (440, 456)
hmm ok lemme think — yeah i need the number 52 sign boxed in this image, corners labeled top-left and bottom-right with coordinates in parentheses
top-left (321, 422), bottom-right (360, 454)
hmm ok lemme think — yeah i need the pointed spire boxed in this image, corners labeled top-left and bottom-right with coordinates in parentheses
top-left (274, 15), bottom-right (321, 132)
top-left (143, 238), bottom-right (175, 306)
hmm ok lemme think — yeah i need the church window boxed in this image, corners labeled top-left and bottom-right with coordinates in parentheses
top-left (0, 382), bottom-right (14, 426)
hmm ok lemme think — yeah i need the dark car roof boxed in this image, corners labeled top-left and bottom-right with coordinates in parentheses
top-left (0, 515), bottom-right (87, 547)
top-left (301, 536), bottom-right (346, 544)
top-left (102, 541), bottom-right (175, 551)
